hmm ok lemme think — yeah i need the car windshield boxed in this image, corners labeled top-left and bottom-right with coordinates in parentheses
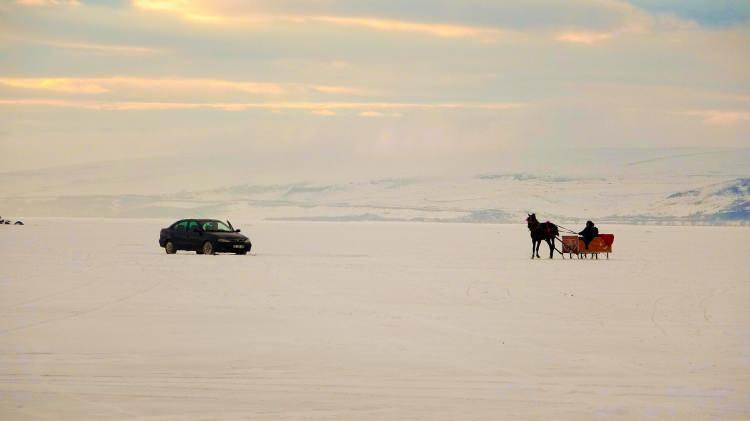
top-left (199, 220), bottom-right (233, 232)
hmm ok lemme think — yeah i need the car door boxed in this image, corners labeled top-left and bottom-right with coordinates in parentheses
top-left (185, 220), bottom-right (203, 251)
top-left (170, 220), bottom-right (188, 249)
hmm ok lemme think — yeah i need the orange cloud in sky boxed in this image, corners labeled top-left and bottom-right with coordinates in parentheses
top-left (0, 77), bottom-right (372, 96)
top-left (312, 85), bottom-right (370, 96)
top-left (359, 111), bottom-right (403, 118)
top-left (33, 40), bottom-right (164, 55)
top-left (688, 110), bottom-right (750, 125)
top-left (0, 78), bottom-right (109, 94)
top-left (109, 77), bottom-right (286, 95)
top-left (16, 0), bottom-right (79, 6)
top-left (0, 77), bottom-right (379, 101)
top-left (130, 0), bottom-right (653, 45)
top-left (130, 0), bottom-right (506, 41)
top-left (0, 98), bottom-right (525, 112)
top-left (131, 0), bottom-right (218, 22)
top-left (556, 31), bottom-right (613, 45)
top-left (2, 34), bottom-right (164, 55)
top-left (306, 15), bottom-right (503, 40)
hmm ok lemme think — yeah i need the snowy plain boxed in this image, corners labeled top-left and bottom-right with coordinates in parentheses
top-left (1, 219), bottom-right (749, 419)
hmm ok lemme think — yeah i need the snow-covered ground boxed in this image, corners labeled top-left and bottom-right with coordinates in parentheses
top-left (1, 219), bottom-right (749, 419)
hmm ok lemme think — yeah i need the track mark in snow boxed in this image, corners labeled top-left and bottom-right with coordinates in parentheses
top-left (651, 297), bottom-right (667, 336)
top-left (0, 280), bottom-right (166, 335)
top-left (0, 276), bottom-right (101, 314)
top-left (465, 282), bottom-right (474, 298)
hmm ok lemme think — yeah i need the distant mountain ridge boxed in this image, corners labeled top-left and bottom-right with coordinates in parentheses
top-left (2, 175), bottom-right (749, 225)
top-left (2, 148), bottom-right (748, 224)
top-left (658, 178), bottom-right (750, 222)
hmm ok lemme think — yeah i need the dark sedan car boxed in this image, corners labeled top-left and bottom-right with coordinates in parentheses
top-left (159, 219), bottom-right (251, 255)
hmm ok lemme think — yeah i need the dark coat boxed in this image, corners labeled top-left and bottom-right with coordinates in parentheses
top-left (579, 224), bottom-right (598, 247)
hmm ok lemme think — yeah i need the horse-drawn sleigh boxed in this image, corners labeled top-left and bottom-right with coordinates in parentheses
top-left (526, 213), bottom-right (614, 259)
top-left (560, 234), bottom-right (614, 259)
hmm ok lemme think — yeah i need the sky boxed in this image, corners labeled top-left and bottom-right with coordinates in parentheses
top-left (1, 0), bottom-right (749, 180)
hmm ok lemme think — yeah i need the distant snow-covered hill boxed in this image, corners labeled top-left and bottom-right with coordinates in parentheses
top-left (1, 148), bottom-right (748, 225)
top-left (654, 178), bottom-right (750, 222)
top-left (2, 174), bottom-right (749, 225)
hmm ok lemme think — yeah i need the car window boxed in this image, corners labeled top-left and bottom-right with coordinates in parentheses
top-left (200, 220), bottom-right (233, 232)
top-left (173, 220), bottom-right (188, 231)
top-left (187, 220), bottom-right (199, 231)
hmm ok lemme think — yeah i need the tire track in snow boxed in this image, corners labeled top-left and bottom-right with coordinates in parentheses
top-left (651, 296), bottom-right (667, 336)
top-left (0, 277), bottom-right (167, 335)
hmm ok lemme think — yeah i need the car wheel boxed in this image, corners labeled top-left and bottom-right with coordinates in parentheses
top-left (236, 251), bottom-right (247, 255)
top-left (202, 241), bottom-right (214, 255)
top-left (165, 241), bottom-right (176, 254)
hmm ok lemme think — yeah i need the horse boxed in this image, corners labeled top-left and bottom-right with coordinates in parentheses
top-left (526, 213), bottom-right (560, 259)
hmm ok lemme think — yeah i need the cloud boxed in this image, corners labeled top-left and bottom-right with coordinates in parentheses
top-left (687, 110), bottom-right (750, 125)
top-left (131, 0), bottom-right (230, 23)
top-left (305, 15), bottom-right (505, 41)
top-left (0, 78), bottom-right (109, 94)
top-left (0, 77), bottom-right (369, 97)
top-left (0, 98), bottom-right (525, 112)
top-left (312, 85), bottom-right (370, 96)
top-left (358, 111), bottom-right (402, 118)
top-left (311, 109), bottom-right (336, 116)
top-left (15, 0), bottom-right (79, 6)
top-left (111, 77), bottom-right (285, 95)
top-left (556, 31), bottom-right (614, 45)
top-left (359, 111), bottom-right (385, 117)
top-left (126, 0), bottom-right (672, 44)
top-left (26, 39), bottom-right (164, 55)
top-left (130, 0), bottom-right (511, 41)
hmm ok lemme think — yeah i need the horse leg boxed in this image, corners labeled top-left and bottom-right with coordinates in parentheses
top-left (547, 238), bottom-right (554, 259)
top-left (535, 241), bottom-right (541, 259)
top-left (531, 240), bottom-right (535, 259)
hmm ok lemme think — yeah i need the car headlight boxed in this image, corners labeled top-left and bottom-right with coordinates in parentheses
top-left (217, 239), bottom-right (231, 243)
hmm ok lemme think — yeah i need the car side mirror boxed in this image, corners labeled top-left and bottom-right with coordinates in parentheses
top-left (235, 229), bottom-right (241, 233)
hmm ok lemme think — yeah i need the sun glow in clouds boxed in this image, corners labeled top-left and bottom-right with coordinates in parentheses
top-left (131, 0), bottom-right (225, 22)
top-left (130, 0), bottom-right (506, 41)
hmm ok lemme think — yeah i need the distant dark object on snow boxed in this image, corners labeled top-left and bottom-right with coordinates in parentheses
top-left (0, 217), bottom-right (24, 225)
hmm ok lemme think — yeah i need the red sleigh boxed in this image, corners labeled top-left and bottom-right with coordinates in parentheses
top-left (561, 234), bottom-right (614, 259)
